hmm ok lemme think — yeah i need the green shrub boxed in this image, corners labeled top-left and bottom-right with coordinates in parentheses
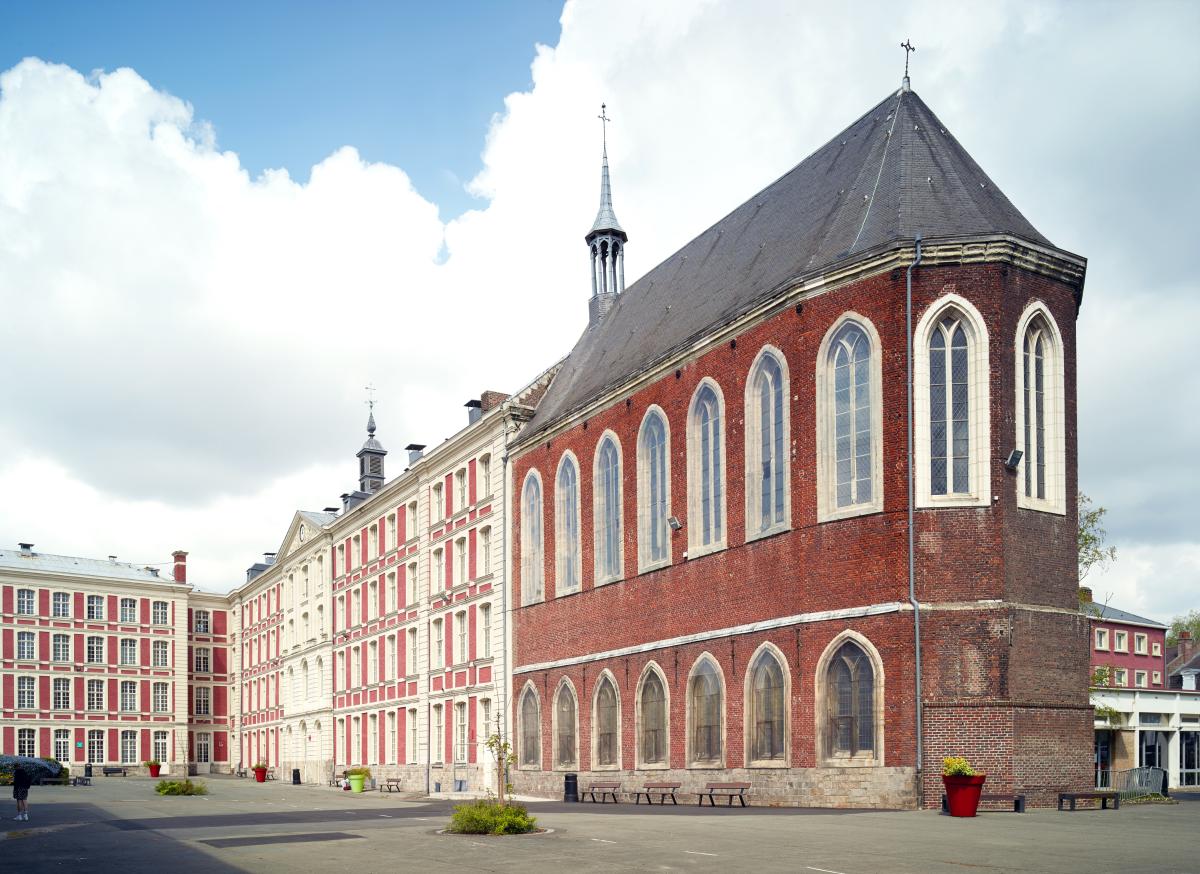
top-left (448, 799), bottom-right (538, 835)
top-left (345, 766), bottom-right (372, 779)
top-left (155, 779), bottom-right (208, 796)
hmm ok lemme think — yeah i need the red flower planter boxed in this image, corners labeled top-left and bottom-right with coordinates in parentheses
top-left (253, 767), bottom-right (267, 783)
top-left (148, 765), bottom-right (161, 778)
top-left (943, 774), bottom-right (987, 817)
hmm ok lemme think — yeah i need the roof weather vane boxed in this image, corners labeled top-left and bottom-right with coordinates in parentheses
top-left (901, 39), bottom-right (916, 78)
top-left (365, 383), bottom-right (376, 414)
top-left (598, 102), bottom-right (610, 155)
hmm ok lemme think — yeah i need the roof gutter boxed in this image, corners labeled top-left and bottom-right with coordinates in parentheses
top-left (906, 235), bottom-right (924, 789)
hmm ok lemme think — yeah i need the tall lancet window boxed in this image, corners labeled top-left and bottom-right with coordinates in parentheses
top-left (555, 454), bottom-right (581, 594)
top-left (594, 434), bottom-right (623, 584)
top-left (1015, 304), bottom-right (1064, 513)
top-left (687, 381), bottom-right (725, 553)
top-left (745, 349), bottom-right (789, 536)
top-left (638, 408), bottom-right (671, 570)
top-left (929, 314), bottom-right (971, 496)
top-left (521, 472), bottom-right (544, 604)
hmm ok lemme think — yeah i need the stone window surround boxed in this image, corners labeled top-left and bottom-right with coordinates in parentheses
top-left (685, 652), bottom-right (727, 769)
top-left (518, 681), bottom-right (542, 770)
top-left (636, 405), bottom-right (674, 573)
top-left (591, 669), bottom-right (623, 771)
top-left (635, 660), bottom-right (671, 770)
top-left (552, 677), bottom-right (579, 771)
top-left (913, 292), bottom-right (991, 509)
top-left (554, 450), bottom-right (584, 596)
top-left (520, 469), bottom-right (545, 605)
top-left (1013, 301), bottom-right (1067, 514)
top-left (591, 430), bottom-right (625, 586)
top-left (686, 378), bottom-right (728, 558)
top-left (815, 313), bottom-right (885, 523)
top-left (813, 630), bottom-right (886, 768)
top-left (743, 641), bottom-right (791, 768)
top-left (743, 345), bottom-right (792, 541)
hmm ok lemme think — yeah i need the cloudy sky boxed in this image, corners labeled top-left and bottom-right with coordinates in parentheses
top-left (0, 0), bottom-right (1196, 620)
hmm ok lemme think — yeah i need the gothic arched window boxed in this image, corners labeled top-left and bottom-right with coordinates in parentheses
top-left (638, 667), bottom-right (668, 767)
top-left (594, 675), bottom-right (620, 768)
top-left (688, 656), bottom-right (724, 766)
top-left (555, 454), bottom-right (581, 594)
top-left (825, 641), bottom-right (874, 758)
top-left (521, 472), bottom-right (544, 604)
top-left (1015, 304), bottom-right (1065, 513)
top-left (593, 434), bottom-right (623, 583)
top-left (747, 648), bottom-right (786, 763)
top-left (687, 381), bottom-right (725, 552)
top-left (745, 349), bottom-right (789, 535)
top-left (519, 686), bottom-right (541, 767)
top-left (637, 408), bottom-right (671, 569)
top-left (554, 682), bottom-right (577, 768)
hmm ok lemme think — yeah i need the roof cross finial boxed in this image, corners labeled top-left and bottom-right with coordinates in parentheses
top-left (598, 102), bottom-right (610, 157)
top-left (901, 39), bottom-right (916, 78)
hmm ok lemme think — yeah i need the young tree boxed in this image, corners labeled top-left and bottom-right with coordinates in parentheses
top-left (1167, 610), bottom-right (1200, 647)
top-left (1078, 491), bottom-right (1117, 583)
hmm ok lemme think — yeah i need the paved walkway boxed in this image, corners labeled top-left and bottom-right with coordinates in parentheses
top-left (2, 775), bottom-right (1195, 873)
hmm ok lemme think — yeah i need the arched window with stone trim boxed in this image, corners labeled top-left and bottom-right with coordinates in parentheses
top-left (687, 380), bottom-right (726, 553)
top-left (519, 685), bottom-right (541, 767)
top-left (555, 453), bottom-right (582, 594)
top-left (823, 640), bottom-right (876, 761)
top-left (746, 646), bottom-right (787, 764)
top-left (593, 433), bottom-right (623, 584)
top-left (593, 673), bottom-right (620, 768)
top-left (520, 471), bottom-right (544, 604)
top-left (687, 656), bottom-right (724, 766)
top-left (914, 295), bottom-right (991, 507)
top-left (637, 665), bottom-right (669, 767)
top-left (817, 316), bottom-right (884, 520)
top-left (637, 408), bottom-right (671, 570)
top-left (554, 681), bottom-right (578, 769)
top-left (745, 347), bottom-right (789, 536)
top-left (1015, 303), bottom-right (1066, 513)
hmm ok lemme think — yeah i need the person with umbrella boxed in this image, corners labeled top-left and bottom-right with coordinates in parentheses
top-left (12, 764), bottom-right (33, 821)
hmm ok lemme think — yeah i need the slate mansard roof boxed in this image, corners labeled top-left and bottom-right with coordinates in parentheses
top-left (521, 87), bottom-right (1063, 443)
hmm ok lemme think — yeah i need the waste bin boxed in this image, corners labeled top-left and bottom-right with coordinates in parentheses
top-left (84, 763), bottom-right (93, 778)
top-left (564, 772), bottom-right (579, 803)
top-left (292, 768), bottom-right (301, 785)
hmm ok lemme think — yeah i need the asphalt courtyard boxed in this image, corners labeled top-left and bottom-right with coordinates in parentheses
top-left (2, 776), bottom-right (1195, 873)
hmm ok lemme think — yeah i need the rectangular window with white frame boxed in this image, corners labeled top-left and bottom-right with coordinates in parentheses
top-left (86, 594), bottom-right (104, 620)
top-left (457, 468), bottom-right (468, 509)
top-left (17, 631), bottom-right (34, 661)
top-left (153, 731), bottom-right (168, 763)
top-left (456, 537), bottom-right (467, 586)
top-left (17, 676), bottom-right (35, 709)
top-left (455, 701), bottom-right (467, 763)
top-left (152, 600), bottom-right (168, 625)
top-left (121, 680), bottom-right (137, 712)
top-left (53, 591), bottom-right (71, 617)
top-left (194, 610), bottom-right (210, 633)
top-left (1134, 633), bottom-right (1148, 655)
top-left (1114, 668), bottom-right (1128, 687)
top-left (87, 636), bottom-right (104, 664)
top-left (1094, 628), bottom-right (1108, 650)
top-left (53, 677), bottom-right (70, 710)
top-left (480, 526), bottom-right (492, 576)
top-left (432, 618), bottom-right (444, 669)
top-left (53, 633), bottom-right (70, 661)
top-left (407, 708), bottom-right (418, 764)
top-left (153, 640), bottom-right (169, 668)
top-left (456, 610), bottom-right (467, 664)
top-left (153, 682), bottom-right (169, 712)
top-left (195, 647), bottom-right (210, 673)
top-left (1152, 641), bottom-right (1161, 657)
top-left (55, 729), bottom-right (70, 762)
top-left (194, 686), bottom-right (210, 716)
top-left (406, 628), bottom-right (417, 675)
top-left (18, 728), bottom-right (35, 757)
top-left (120, 598), bottom-right (137, 623)
top-left (1135, 670), bottom-right (1148, 688)
top-left (87, 679), bottom-right (104, 710)
top-left (1114, 631), bottom-right (1128, 652)
top-left (17, 588), bottom-right (34, 615)
top-left (432, 704), bottom-right (444, 763)
top-left (120, 638), bottom-right (138, 665)
top-left (121, 730), bottom-right (137, 764)
top-left (480, 604), bottom-right (492, 658)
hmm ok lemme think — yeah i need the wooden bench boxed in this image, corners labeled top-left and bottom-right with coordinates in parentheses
top-left (941, 793), bottom-right (1026, 813)
top-left (235, 766), bottom-right (247, 778)
top-left (633, 782), bottom-right (681, 805)
top-left (1058, 791), bottom-right (1119, 811)
top-left (71, 776), bottom-right (92, 787)
top-left (381, 777), bottom-right (404, 793)
top-left (328, 771), bottom-right (345, 787)
top-left (265, 767), bottom-right (277, 781)
top-left (698, 782), bottom-right (751, 807)
top-left (102, 767), bottom-right (129, 777)
top-left (581, 781), bottom-right (622, 803)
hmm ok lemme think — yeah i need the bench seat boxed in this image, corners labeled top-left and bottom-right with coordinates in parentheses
top-left (698, 782), bottom-right (751, 807)
top-left (940, 792), bottom-right (1026, 813)
top-left (582, 781), bottom-right (622, 803)
top-left (1058, 791), bottom-right (1119, 811)
top-left (633, 782), bottom-right (680, 805)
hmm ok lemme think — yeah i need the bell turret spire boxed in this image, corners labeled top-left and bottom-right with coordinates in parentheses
top-left (586, 103), bottom-right (628, 327)
top-left (356, 385), bottom-right (386, 494)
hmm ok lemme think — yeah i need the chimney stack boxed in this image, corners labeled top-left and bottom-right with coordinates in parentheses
top-left (1180, 630), bottom-right (1195, 660)
top-left (18, 542), bottom-right (34, 556)
top-left (466, 398), bottom-right (483, 425)
top-left (172, 550), bottom-right (188, 583)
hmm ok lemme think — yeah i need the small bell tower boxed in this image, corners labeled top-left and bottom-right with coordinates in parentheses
top-left (586, 103), bottom-right (628, 326)
top-left (357, 388), bottom-right (386, 494)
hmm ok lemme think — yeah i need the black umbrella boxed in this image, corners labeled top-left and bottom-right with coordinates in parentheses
top-left (0, 755), bottom-right (63, 776)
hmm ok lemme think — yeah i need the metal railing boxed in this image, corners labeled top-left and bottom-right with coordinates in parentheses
top-left (1114, 767), bottom-right (1166, 800)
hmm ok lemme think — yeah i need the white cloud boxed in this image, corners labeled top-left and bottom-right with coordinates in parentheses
top-left (0, 0), bottom-right (1197, 602)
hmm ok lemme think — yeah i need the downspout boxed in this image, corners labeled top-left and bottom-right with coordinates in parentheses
top-left (500, 422), bottom-right (512, 795)
top-left (906, 236), bottom-right (924, 784)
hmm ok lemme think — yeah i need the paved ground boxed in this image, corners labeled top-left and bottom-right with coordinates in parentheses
top-left (2, 776), bottom-right (1196, 873)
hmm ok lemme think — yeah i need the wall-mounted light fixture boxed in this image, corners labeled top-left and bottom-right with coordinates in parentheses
top-left (668, 516), bottom-right (683, 531)
top-left (1003, 449), bottom-right (1023, 472)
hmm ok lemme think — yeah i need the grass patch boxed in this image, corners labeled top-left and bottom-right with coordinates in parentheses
top-left (447, 799), bottom-right (538, 835)
top-left (155, 778), bottom-right (208, 796)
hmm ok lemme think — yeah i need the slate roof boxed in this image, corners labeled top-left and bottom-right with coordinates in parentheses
top-left (520, 86), bottom-right (1055, 443)
top-left (298, 510), bottom-right (338, 528)
top-left (1083, 602), bottom-right (1168, 629)
top-left (0, 549), bottom-right (173, 584)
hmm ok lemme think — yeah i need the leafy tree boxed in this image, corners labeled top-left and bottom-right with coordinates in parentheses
top-left (1167, 610), bottom-right (1200, 648)
top-left (1078, 491), bottom-right (1116, 583)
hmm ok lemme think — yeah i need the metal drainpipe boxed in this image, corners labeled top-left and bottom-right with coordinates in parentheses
top-left (906, 236), bottom-right (924, 782)
top-left (500, 421), bottom-right (512, 794)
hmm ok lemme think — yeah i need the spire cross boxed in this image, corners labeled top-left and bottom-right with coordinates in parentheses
top-left (598, 102), bottom-right (610, 155)
top-left (900, 40), bottom-right (916, 78)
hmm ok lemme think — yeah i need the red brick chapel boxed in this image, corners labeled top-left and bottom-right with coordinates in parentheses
top-left (507, 77), bottom-right (1092, 808)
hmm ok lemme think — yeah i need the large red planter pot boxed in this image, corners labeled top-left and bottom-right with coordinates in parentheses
top-left (148, 765), bottom-right (161, 778)
top-left (943, 774), bottom-right (987, 817)
top-left (253, 768), bottom-right (267, 783)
